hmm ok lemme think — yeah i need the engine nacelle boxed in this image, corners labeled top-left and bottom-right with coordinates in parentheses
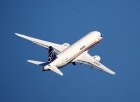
top-left (63, 43), bottom-right (70, 47)
top-left (92, 55), bottom-right (101, 61)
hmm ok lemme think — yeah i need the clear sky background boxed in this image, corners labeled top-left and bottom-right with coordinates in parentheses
top-left (1, 0), bottom-right (140, 102)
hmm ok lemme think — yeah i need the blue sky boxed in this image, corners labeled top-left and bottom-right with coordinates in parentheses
top-left (1, 0), bottom-right (140, 102)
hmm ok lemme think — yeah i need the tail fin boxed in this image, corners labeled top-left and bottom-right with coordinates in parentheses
top-left (48, 46), bottom-right (57, 62)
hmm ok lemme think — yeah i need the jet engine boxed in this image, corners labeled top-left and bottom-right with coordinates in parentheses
top-left (63, 43), bottom-right (70, 47)
top-left (92, 55), bottom-right (101, 61)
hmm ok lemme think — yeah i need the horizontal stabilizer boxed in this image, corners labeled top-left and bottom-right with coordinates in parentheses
top-left (27, 60), bottom-right (46, 66)
top-left (45, 65), bottom-right (63, 76)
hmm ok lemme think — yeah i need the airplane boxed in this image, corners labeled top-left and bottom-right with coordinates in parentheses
top-left (15, 31), bottom-right (116, 76)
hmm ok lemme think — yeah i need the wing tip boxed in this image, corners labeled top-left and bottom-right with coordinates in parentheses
top-left (58, 71), bottom-right (64, 76)
top-left (112, 72), bottom-right (116, 75)
top-left (15, 33), bottom-right (18, 35)
top-left (15, 33), bottom-right (21, 36)
top-left (60, 73), bottom-right (64, 76)
top-left (27, 60), bottom-right (31, 62)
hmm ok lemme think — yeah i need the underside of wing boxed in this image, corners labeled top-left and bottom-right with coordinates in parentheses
top-left (74, 52), bottom-right (116, 75)
top-left (15, 33), bottom-right (70, 53)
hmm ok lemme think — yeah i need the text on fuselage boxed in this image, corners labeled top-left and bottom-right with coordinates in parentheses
top-left (80, 45), bottom-right (85, 50)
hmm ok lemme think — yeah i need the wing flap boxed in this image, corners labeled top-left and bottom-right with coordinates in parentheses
top-left (15, 33), bottom-right (69, 53)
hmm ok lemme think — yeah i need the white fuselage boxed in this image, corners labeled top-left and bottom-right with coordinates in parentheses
top-left (45, 31), bottom-right (103, 69)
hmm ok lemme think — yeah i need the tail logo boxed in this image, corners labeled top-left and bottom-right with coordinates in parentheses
top-left (48, 46), bottom-right (57, 62)
top-left (48, 50), bottom-right (54, 62)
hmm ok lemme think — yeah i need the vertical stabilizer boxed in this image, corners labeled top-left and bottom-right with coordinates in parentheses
top-left (48, 46), bottom-right (57, 62)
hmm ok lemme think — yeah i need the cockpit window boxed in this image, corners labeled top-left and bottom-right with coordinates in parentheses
top-left (101, 34), bottom-right (103, 37)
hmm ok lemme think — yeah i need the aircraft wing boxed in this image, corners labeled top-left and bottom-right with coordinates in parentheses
top-left (74, 52), bottom-right (116, 75)
top-left (15, 33), bottom-right (70, 53)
